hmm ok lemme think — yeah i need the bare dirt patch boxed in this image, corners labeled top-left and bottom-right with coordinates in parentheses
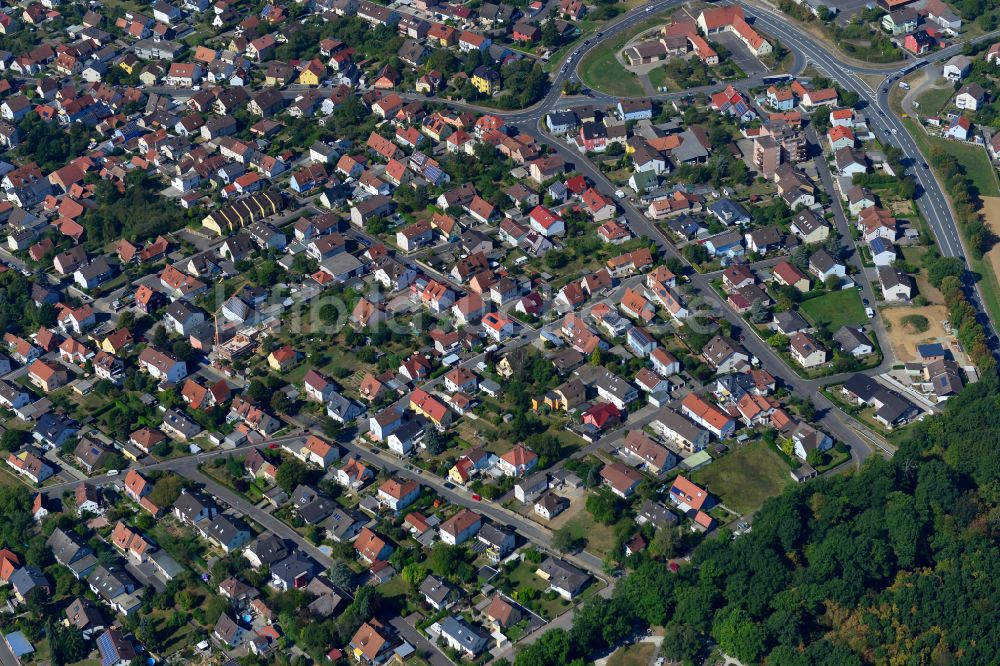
top-left (979, 196), bottom-right (1000, 286)
top-left (889, 200), bottom-right (914, 216)
top-left (882, 305), bottom-right (954, 362)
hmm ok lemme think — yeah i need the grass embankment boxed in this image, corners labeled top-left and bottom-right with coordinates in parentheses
top-left (904, 118), bottom-right (1000, 328)
top-left (577, 19), bottom-right (664, 97)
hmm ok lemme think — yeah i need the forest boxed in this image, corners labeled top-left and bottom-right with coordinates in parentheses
top-left (515, 372), bottom-right (1000, 665)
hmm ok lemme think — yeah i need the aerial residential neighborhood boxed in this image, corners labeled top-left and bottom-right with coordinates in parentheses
top-left (0, 0), bottom-right (994, 664)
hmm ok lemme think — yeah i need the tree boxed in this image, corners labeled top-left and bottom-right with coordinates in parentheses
top-left (276, 458), bottom-right (309, 493)
top-left (0, 428), bottom-right (28, 452)
top-left (712, 607), bottom-right (767, 663)
top-left (748, 298), bottom-right (770, 324)
top-left (401, 562), bottom-right (427, 586)
top-left (790, 245), bottom-right (810, 271)
top-left (924, 255), bottom-right (965, 288)
top-left (824, 275), bottom-right (841, 291)
top-left (648, 526), bottom-right (678, 560)
top-left (0, 485), bottom-right (33, 549)
top-left (424, 430), bottom-right (451, 456)
top-left (767, 333), bottom-right (789, 349)
top-left (589, 348), bottom-right (603, 366)
top-left (328, 560), bottom-right (356, 590)
top-left (50, 620), bottom-right (88, 664)
top-left (552, 526), bottom-right (582, 553)
top-left (661, 622), bottom-right (703, 665)
top-left (585, 491), bottom-right (622, 525)
top-left (148, 476), bottom-right (183, 508)
top-left (684, 244), bottom-right (709, 265)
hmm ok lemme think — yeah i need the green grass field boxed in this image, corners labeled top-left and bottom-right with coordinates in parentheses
top-left (607, 642), bottom-right (657, 666)
top-left (799, 289), bottom-right (868, 331)
top-left (577, 18), bottom-right (662, 97)
top-left (914, 85), bottom-right (955, 115)
top-left (905, 119), bottom-right (1000, 198)
top-left (690, 442), bottom-right (791, 514)
top-left (647, 66), bottom-right (671, 92)
top-left (578, 48), bottom-right (644, 97)
top-left (560, 511), bottom-right (617, 558)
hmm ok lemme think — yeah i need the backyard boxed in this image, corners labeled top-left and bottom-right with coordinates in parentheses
top-left (690, 442), bottom-right (791, 514)
top-left (798, 289), bottom-right (868, 331)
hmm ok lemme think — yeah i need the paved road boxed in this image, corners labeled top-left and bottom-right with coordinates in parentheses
top-left (179, 462), bottom-right (337, 568)
top-left (746, 2), bottom-right (998, 345)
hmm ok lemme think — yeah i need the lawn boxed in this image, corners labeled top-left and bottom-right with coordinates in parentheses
top-left (648, 66), bottom-right (671, 92)
top-left (560, 511), bottom-right (616, 559)
top-left (0, 466), bottom-right (27, 489)
top-left (905, 119), bottom-right (1000, 198)
top-left (577, 19), bottom-right (661, 97)
top-left (798, 289), bottom-right (867, 331)
top-left (504, 560), bottom-right (572, 619)
top-left (690, 442), bottom-right (791, 514)
top-left (914, 85), bottom-right (955, 115)
top-left (607, 642), bottom-right (657, 666)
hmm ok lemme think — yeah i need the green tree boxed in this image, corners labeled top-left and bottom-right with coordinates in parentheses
top-left (552, 526), bottom-right (582, 553)
top-left (585, 491), bottom-right (622, 525)
top-left (0, 485), bottom-right (33, 549)
top-left (328, 560), bottom-right (356, 590)
top-left (276, 458), bottom-right (309, 493)
top-left (661, 622), bottom-right (703, 665)
top-left (148, 476), bottom-right (184, 508)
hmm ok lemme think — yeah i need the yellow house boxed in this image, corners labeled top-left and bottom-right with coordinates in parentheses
top-left (471, 66), bottom-right (501, 95)
top-left (298, 59), bottom-right (326, 86)
top-left (119, 59), bottom-right (136, 74)
top-left (448, 458), bottom-right (474, 485)
top-left (267, 345), bottom-right (299, 372)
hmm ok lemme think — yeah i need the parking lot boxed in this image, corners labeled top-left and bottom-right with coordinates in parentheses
top-left (713, 32), bottom-right (769, 77)
top-left (827, 0), bottom-right (876, 24)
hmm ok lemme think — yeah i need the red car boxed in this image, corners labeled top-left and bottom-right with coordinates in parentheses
top-left (471, 494), bottom-right (482, 501)
top-left (268, 443), bottom-right (279, 449)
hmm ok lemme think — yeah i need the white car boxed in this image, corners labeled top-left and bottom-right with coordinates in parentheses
top-left (106, 469), bottom-right (120, 476)
top-left (866, 307), bottom-right (875, 318)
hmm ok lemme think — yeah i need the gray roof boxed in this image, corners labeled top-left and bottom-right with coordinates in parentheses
top-left (440, 615), bottom-right (488, 653)
top-left (809, 248), bottom-right (841, 273)
top-left (323, 507), bottom-right (366, 541)
top-left (637, 499), bottom-right (678, 528)
top-left (10, 566), bottom-right (47, 597)
top-left (419, 574), bottom-right (455, 605)
top-left (245, 533), bottom-right (288, 566)
top-left (477, 523), bottom-right (513, 548)
top-left (205, 514), bottom-right (250, 545)
top-left (773, 310), bottom-right (809, 334)
top-left (270, 551), bottom-right (318, 586)
top-left (538, 556), bottom-right (589, 595)
top-left (47, 527), bottom-right (91, 565)
top-left (173, 490), bottom-right (217, 521)
top-left (833, 326), bottom-right (871, 353)
top-left (708, 198), bottom-right (750, 223)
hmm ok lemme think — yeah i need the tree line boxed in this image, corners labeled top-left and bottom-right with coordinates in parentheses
top-left (515, 371), bottom-right (1000, 665)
